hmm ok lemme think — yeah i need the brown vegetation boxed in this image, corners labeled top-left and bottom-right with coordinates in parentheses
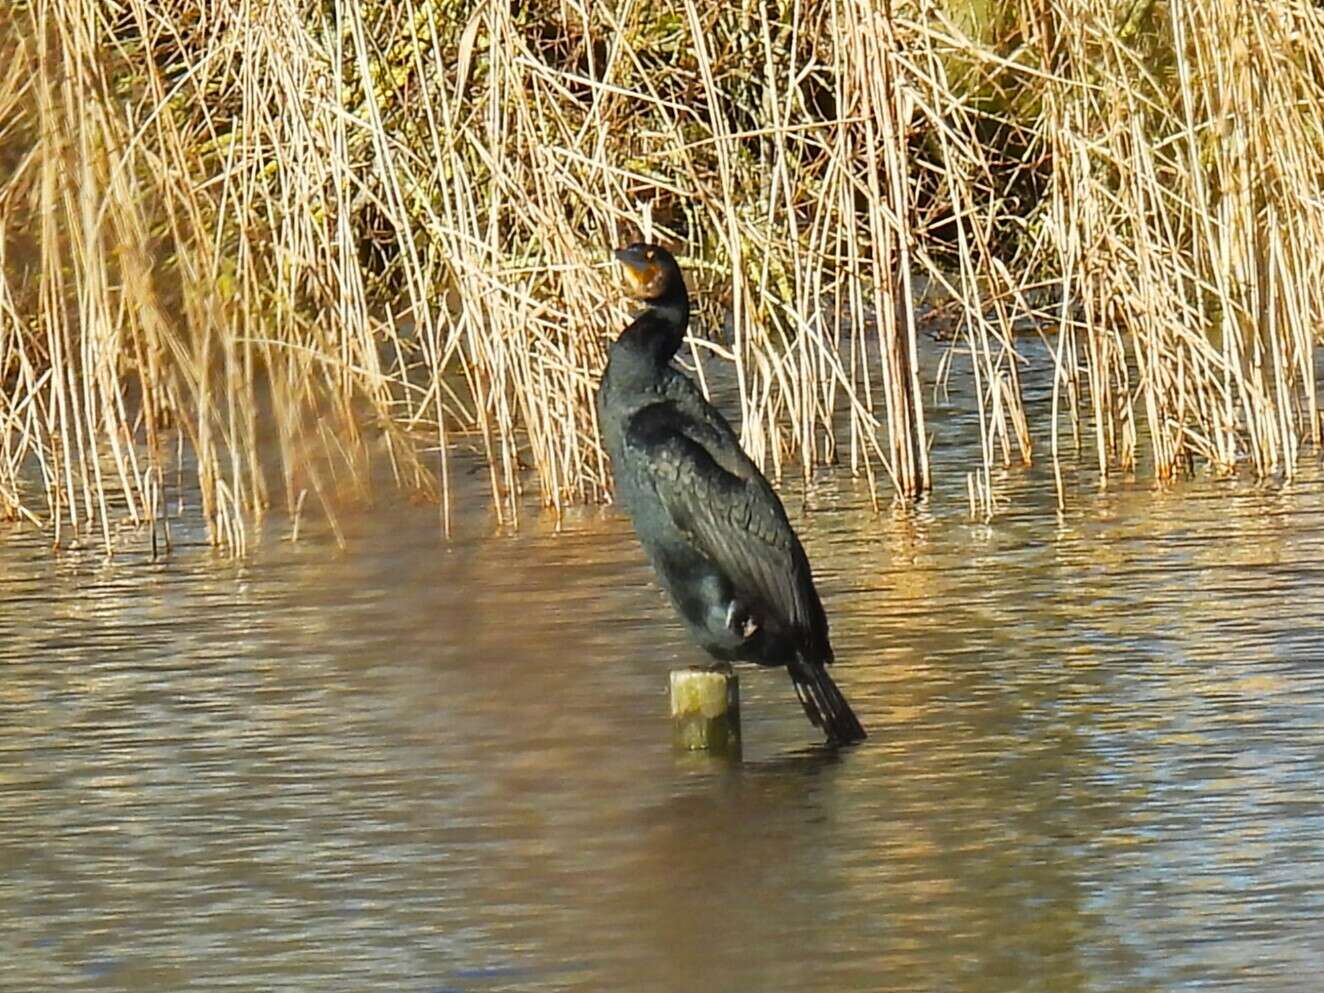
top-left (1, 0), bottom-right (1320, 552)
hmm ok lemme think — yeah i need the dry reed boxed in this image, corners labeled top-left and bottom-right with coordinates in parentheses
top-left (0, 0), bottom-right (1320, 553)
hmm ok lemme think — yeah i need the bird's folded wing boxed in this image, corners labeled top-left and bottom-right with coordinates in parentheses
top-left (624, 403), bottom-right (813, 630)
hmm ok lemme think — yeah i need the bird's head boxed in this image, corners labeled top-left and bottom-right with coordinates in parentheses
top-left (614, 243), bottom-right (684, 303)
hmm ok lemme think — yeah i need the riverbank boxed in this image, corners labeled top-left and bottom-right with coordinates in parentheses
top-left (2, 0), bottom-right (1321, 552)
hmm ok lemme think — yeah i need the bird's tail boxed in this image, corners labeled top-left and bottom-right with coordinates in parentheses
top-left (789, 658), bottom-right (867, 745)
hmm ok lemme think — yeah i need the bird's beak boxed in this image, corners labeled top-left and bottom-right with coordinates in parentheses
top-left (614, 246), bottom-right (657, 298)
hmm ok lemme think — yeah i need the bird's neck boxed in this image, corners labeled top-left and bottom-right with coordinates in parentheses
top-left (614, 294), bottom-right (689, 368)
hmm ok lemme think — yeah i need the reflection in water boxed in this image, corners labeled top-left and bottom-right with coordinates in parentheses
top-left (3, 340), bottom-right (1324, 991)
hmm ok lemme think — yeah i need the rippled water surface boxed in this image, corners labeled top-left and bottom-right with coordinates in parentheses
top-left (4, 348), bottom-right (1324, 992)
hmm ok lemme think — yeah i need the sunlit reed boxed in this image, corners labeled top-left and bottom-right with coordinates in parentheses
top-left (0, 0), bottom-right (1319, 552)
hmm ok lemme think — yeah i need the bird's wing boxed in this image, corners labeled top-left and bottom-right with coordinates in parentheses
top-left (624, 402), bottom-right (823, 637)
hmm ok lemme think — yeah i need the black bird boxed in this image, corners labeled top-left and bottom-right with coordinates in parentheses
top-left (596, 243), bottom-right (867, 745)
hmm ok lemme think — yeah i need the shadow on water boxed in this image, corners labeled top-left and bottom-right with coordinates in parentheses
top-left (3, 335), bottom-right (1324, 991)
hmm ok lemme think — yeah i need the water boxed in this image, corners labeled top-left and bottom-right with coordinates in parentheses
top-left (4, 341), bottom-right (1324, 992)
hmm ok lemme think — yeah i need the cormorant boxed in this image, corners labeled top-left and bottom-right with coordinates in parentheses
top-left (596, 243), bottom-right (867, 745)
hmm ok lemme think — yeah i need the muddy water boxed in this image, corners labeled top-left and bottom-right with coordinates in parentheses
top-left (4, 342), bottom-right (1324, 992)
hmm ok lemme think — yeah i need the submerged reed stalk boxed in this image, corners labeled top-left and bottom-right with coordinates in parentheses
top-left (0, 0), bottom-right (1319, 552)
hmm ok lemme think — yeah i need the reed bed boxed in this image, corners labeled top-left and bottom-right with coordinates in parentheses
top-left (0, 0), bottom-right (1320, 552)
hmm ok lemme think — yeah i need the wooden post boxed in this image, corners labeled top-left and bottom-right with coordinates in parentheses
top-left (670, 664), bottom-right (741, 755)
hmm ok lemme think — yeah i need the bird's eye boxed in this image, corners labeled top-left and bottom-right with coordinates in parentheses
top-left (645, 249), bottom-right (655, 260)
